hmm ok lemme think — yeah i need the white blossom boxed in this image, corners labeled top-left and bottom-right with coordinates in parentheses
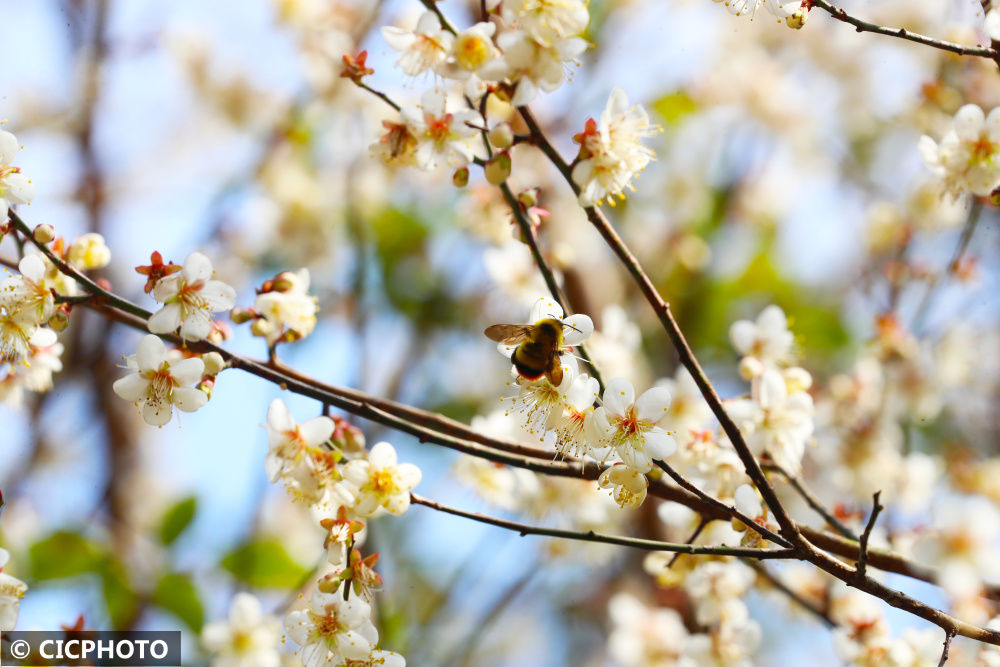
top-left (202, 593), bottom-right (282, 667)
top-left (382, 12), bottom-right (454, 77)
top-left (67, 233), bottom-right (111, 270)
top-left (400, 89), bottom-right (479, 170)
top-left (919, 104), bottom-right (1000, 196)
top-left (0, 130), bottom-right (34, 214)
top-left (482, 30), bottom-right (587, 107)
top-left (337, 442), bottom-right (422, 517)
top-left (598, 463), bottom-right (648, 509)
top-left (0, 548), bottom-right (26, 631)
top-left (148, 252), bottom-right (236, 341)
top-left (572, 88), bottom-right (658, 207)
top-left (254, 269), bottom-right (318, 344)
top-left (284, 588), bottom-right (378, 664)
top-left (112, 334), bottom-right (207, 426)
top-left (264, 398), bottom-right (337, 505)
top-left (729, 305), bottom-right (794, 369)
top-left (592, 378), bottom-right (676, 473)
top-left (502, 0), bottom-right (589, 46)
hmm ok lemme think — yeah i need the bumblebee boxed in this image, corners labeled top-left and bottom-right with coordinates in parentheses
top-left (485, 318), bottom-right (567, 386)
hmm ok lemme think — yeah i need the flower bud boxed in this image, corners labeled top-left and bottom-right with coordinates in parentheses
top-left (317, 573), bottom-right (341, 594)
top-left (990, 186), bottom-right (1000, 207)
top-left (250, 318), bottom-right (274, 338)
top-left (452, 166), bottom-right (469, 187)
top-left (201, 351), bottom-right (226, 376)
top-left (488, 122), bottom-right (514, 150)
top-left (785, 8), bottom-right (807, 29)
top-left (229, 307), bottom-right (255, 324)
top-left (272, 271), bottom-right (296, 293)
top-left (484, 152), bottom-right (512, 185)
top-left (517, 187), bottom-right (539, 208)
top-left (738, 356), bottom-right (765, 381)
top-left (33, 224), bottom-right (55, 244)
top-left (48, 310), bottom-right (70, 332)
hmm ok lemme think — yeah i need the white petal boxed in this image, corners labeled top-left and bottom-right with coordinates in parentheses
top-left (384, 491), bottom-right (410, 515)
top-left (179, 313), bottom-right (212, 341)
top-left (170, 357), bottom-right (205, 385)
top-left (396, 462), bottom-right (422, 489)
top-left (635, 386), bottom-right (671, 423)
top-left (184, 252), bottom-right (214, 282)
top-left (602, 377), bottom-right (635, 417)
top-left (113, 373), bottom-right (150, 401)
top-left (173, 386), bottom-right (208, 412)
top-left (136, 334), bottom-right (167, 371)
top-left (3, 173), bottom-right (34, 205)
top-left (954, 104), bottom-right (985, 143)
top-left (756, 370), bottom-right (787, 409)
top-left (0, 131), bottom-right (18, 165)
top-left (643, 427), bottom-right (676, 460)
top-left (267, 399), bottom-right (294, 432)
top-left (28, 327), bottom-right (57, 347)
top-left (299, 417), bottom-right (335, 446)
top-left (561, 314), bottom-right (593, 346)
top-left (147, 304), bottom-right (183, 335)
top-left (17, 255), bottom-right (45, 282)
top-left (142, 398), bottom-right (174, 426)
top-left (729, 320), bottom-right (756, 355)
top-left (369, 441), bottom-right (398, 468)
top-left (382, 26), bottom-right (416, 51)
top-left (200, 280), bottom-right (237, 311)
top-left (734, 484), bottom-right (762, 517)
top-left (529, 296), bottom-right (563, 322)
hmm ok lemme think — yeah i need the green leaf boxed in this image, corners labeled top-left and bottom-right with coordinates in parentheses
top-left (29, 531), bottom-right (103, 581)
top-left (99, 558), bottom-right (139, 630)
top-left (652, 92), bottom-right (698, 126)
top-left (152, 573), bottom-right (204, 631)
top-left (158, 496), bottom-right (198, 546)
top-left (220, 540), bottom-right (309, 589)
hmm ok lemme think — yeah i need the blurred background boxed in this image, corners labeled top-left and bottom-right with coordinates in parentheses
top-left (1, 0), bottom-right (999, 664)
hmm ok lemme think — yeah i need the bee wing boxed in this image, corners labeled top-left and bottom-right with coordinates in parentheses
top-left (484, 324), bottom-right (534, 345)
top-left (545, 359), bottom-right (564, 387)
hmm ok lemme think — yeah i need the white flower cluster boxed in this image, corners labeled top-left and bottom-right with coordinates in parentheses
top-left (261, 398), bottom-right (418, 665)
top-left (724, 305), bottom-right (815, 475)
top-left (0, 548), bottom-right (27, 632)
top-left (607, 573), bottom-right (761, 667)
top-left (920, 104), bottom-right (1000, 198)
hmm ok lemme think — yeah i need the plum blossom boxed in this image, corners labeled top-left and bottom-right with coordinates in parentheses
top-left (337, 442), bottom-right (421, 517)
top-left (1, 254), bottom-right (55, 327)
top-left (67, 233), bottom-right (111, 270)
top-left (726, 368), bottom-right (814, 474)
top-left (913, 496), bottom-right (1000, 597)
top-left (598, 463), bottom-right (648, 509)
top-left (148, 252), bottom-right (236, 341)
top-left (112, 334), bottom-right (208, 426)
top-left (382, 12), bottom-right (453, 77)
top-left (0, 548), bottom-right (26, 631)
top-left (400, 89), bottom-right (479, 170)
top-left (919, 104), bottom-right (1000, 196)
top-left (502, 0), bottom-right (589, 46)
top-left (202, 593), bottom-right (282, 667)
top-left (253, 269), bottom-right (318, 344)
top-left (552, 372), bottom-right (601, 457)
top-left (572, 88), bottom-right (658, 207)
top-left (592, 378), bottom-right (676, 473)
top-left (483, 30), bottom-right (587, 107)
top-left (607, 593), bottom-right (693, 666)
top-left (284, 587), bottom-right (379, 664)
top-left (264, 399), bottom-right (338, 504)
top-left (442, 23), bottom-right (499, 79)
top-left (729, 305), bottom-right (794, 370)
top-left (0, 130), bottom-right (34, 215)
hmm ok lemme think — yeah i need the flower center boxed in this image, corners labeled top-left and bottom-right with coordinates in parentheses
top-left (455, 35), bottom-right (491, 70)
top-left (425, 114), bottom-right (455, 147)
top-left (371, 469), bottom-right (397, 495)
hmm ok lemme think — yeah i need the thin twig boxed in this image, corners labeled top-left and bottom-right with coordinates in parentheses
top-left (750, 562), bottom-right (835, 628)
top-left (419, 0), bottom-right (457, 34)
top-left (808, 0), bottom-right (999, 60)
top-left (411, 494), bottom-right (794, 558)
top-left (667, 518), bottom-right (711, 569)
top-left (938, 629), bottom-right (956, 666)
top-left (855, 491), bottom-right (883, 581)
top-left (656, 460), bottom-right (791, 548)
top-left (765, 463), bottom-right (858, 540)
